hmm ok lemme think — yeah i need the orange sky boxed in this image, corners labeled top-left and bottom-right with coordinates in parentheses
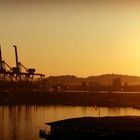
top-left (1, 0), bottom-right (140, 77)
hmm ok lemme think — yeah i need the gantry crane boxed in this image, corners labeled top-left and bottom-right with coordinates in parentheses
top-left (12, 45), bottom-right (45, 81)
top-left (0, 45), bottom-right (45, 82)
top-left (0, 44), bottom-right (45, 91)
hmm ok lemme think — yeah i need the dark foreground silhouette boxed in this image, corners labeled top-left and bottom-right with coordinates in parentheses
top-left (39, 116), bottom-right (140, 139)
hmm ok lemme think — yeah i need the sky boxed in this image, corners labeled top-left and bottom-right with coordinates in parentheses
top-left (1, 0), bottom-right (140, 77)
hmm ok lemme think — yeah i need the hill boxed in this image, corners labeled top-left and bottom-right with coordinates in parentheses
top-left (46, 74), bottom-right (140, 86)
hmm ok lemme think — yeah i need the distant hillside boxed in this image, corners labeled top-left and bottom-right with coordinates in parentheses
top-left (86, 74), bottom-right (140, 85)
top-left (45, 75), bottom-right (84, 85)
top-left (46, 74), bottom-right (140, 86)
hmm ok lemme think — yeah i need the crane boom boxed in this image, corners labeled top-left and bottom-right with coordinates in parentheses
top-left (13, 45), bottom-right (19, 69)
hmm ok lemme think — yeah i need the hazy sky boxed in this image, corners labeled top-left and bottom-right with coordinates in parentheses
top-left (1, 0), bottom-right (140, 77)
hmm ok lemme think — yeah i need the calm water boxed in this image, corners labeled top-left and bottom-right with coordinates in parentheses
top-left (1, 105), bottom-right (140, 140)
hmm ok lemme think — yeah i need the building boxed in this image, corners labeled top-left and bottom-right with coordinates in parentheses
top-left (112, 78), bottom-right (121, 91)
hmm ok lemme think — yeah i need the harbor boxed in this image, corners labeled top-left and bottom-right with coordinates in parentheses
top-left (1, 0), bottom-right (140, 139)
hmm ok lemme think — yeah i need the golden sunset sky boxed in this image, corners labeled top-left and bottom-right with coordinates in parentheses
top-left (1, 0), bottom-right (140, 77)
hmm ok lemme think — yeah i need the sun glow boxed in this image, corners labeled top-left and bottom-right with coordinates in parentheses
top-left (1, 1), bottom-right (140, 76)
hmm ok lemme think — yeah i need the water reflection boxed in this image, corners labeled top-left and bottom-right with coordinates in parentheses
top-left (0, 105), bottom-right (140, 140)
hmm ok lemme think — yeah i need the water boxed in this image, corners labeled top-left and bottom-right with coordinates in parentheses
top-left (1, 105), bottom-right (140, 140)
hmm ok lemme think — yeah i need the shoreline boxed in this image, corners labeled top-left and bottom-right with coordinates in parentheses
top-left (1, 90), bottom-right (140, 109)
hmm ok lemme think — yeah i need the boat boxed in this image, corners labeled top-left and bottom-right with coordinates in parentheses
top-left (39, 116), bottom-right (140, 139)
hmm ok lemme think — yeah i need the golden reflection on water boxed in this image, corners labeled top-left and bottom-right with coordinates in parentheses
top-left (0, 105), bottom-right (140, 140)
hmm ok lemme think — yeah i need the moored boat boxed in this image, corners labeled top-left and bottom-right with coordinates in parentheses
top-left (39, 116), bottom-right (140, 139)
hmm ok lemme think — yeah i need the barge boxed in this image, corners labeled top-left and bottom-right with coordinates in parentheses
top-left (39, 116), bottom-right (140, 139)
